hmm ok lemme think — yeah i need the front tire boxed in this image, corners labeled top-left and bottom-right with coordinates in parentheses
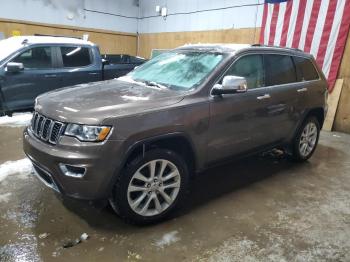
top-left (109, 149), bottom-right (189, 225)
top-left (291, 116), bottom-right (320, 162)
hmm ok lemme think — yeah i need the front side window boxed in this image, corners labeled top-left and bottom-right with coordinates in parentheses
top-left (293, 56), bottom-right (319, 81)
top-left (60, 46), bottom-right (91, 67)
top-left (128, 51), bottom-right (225, 91)
top-left (265, 54), bottom-right (297, 86)
top-left (12, 46), bottom-right (52, 69)
top-left (222, 54), bottom-right (264, 89)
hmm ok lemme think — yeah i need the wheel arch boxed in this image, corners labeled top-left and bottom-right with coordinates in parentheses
top-left (306, 107), bottom-right (325, 129)
top-left (122, 133), bottom-right (197, 174)
top-left (289, 107), bottom-right (324, 143)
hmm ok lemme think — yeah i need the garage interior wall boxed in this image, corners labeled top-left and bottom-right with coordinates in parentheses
top-left (138, 0), bottom-right (263, 58)
top-left (0, 0), bottom-right (139, 55)
top-left (334, 32), bottom-right (350, 133)
top-left (0, 0), bottom-right (349, 133)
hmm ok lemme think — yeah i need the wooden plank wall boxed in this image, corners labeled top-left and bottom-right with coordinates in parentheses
top-left (138, 28), bottom-right (260, 58)
top-left (334, 32), bottom-right (350, 133)
top-left (0, 19), bottom-right (137, 55)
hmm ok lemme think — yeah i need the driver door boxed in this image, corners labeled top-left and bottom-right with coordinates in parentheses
top-left (207, 54), bottom-right (276, 163)
top-left (1, 46), bottom-right (60, 111)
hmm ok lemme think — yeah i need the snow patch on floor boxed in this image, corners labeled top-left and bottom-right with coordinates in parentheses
top-left (154, 231), bottom-right (180, 248)
top-left (0, 112), bottom-right (32, 127)
top-left (0, 158), bottom-right (33, 183)
top-left (0, 192), bottom-right (11, 203)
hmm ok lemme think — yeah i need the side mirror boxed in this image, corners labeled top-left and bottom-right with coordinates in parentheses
top-left (6, 62), bottom-right (24, 73)
top-left (212, 75), bottom-right (248, 96)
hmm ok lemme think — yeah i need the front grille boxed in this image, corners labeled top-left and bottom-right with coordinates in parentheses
top-left (30, 112), bottom-right (65, 145)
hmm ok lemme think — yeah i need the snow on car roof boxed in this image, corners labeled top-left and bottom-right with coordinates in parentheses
top-left (177, 43), bottom-right (251, 53)
top-left (5, 36), bottom-right (95, 46)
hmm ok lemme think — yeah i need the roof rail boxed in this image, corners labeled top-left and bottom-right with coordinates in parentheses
top-left (251, 43), bottom-right (303, 52)
top-left (34, 34), bottom-right (82, 39)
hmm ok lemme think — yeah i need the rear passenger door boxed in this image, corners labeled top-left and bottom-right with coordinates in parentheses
top-left (263, 54), bottom-right (300, 141)
top-left (293, 56), bottom-right (321, 112)
top-left (57, 46), bottom-right (101, 87)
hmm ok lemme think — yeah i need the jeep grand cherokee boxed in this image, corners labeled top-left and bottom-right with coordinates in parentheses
top-left (23, 44), bottom-right (328, 224)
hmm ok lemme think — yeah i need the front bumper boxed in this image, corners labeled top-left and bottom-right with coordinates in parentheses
top-left (23, 127), bottom-right (125, 200)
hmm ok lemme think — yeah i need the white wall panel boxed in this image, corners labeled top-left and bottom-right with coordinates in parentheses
top-left (139, 0), bottom-right (264, 33)
top-left (0, 0), bottom-right (138, 33)
top-left (0, 0), bottom-right (263, 34)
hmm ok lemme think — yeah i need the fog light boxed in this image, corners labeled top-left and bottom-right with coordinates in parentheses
top-left (59, 164), bottom-right (86, 178)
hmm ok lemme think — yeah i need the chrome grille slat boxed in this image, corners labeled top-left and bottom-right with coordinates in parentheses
top-left (36, 116), bottom-right (44, 135)
top-left (30, 112), bottom-right (65, 145)
top-left (33, 113), bottom-right (39, 133)
top-left (41, 119), bottom-right (52, 140)
top-left (49, 122), bottom-right (64, 144)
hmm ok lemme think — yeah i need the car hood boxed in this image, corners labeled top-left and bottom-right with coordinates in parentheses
top-left (35, 79), bottom-right (185, 125)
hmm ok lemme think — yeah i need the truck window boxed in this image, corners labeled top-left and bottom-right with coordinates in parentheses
top-left (129, 56), bottom-right (146, 64)
top-left (264, 54), bottom-right (297, 86)
top-left (12, 46), bottom-right (52, 69)
top-left (222, 54), bottom-right (264, 89)
top-left (60, 46), bottom-right (91, 67)
top-left (293, 56), bottom-right (319, 81)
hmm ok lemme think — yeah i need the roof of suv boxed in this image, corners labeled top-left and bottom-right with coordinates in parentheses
top-left (5, 36), bottom-right (95, 46)
top-left (176, 43), bottom-right (313, 58)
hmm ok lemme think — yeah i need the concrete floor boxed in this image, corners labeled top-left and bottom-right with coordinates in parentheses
top-left (0, 124), bottom-right (349, 262)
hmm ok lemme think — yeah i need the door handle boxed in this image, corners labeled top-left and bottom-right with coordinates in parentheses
top-left (257, 94), bottom-right (271, 100)
top-left (88, 72), bottom-right (100, 75)
top-left (297, 87), bottom-right (308, 93)
top-left (44, 74), bottom-right (57, 78)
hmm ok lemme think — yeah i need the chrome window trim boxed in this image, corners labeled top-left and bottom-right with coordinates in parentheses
top-left (209, 51), bottom-right (322, 97)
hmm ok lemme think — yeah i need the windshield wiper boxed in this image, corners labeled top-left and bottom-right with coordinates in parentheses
top-left (136, 80), bottom-right (168, 89)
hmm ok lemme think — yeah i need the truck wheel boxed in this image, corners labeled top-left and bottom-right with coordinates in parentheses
top-left (291, 116), bottom-right (320, 162)
top-left (109, 149), bottom-right (189, 225)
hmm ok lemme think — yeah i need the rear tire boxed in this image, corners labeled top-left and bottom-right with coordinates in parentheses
top-left (109, 149), bottom-right (189, 225)
top-left (291, 116), bottom-right (320, 162)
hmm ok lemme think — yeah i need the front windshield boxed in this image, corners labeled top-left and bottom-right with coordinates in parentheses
top-left (128, 51), bottom-right (225, 91)
top-left (0, 37), bottom-right (24, 63)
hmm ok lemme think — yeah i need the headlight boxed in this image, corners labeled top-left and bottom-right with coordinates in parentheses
top-left (64, 124), bottom-right (112, 142)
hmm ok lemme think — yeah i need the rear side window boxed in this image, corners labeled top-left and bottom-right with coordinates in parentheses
top-left (104, 54), bottom-right (129, 64)
top-left (293, 56), bottom-right (319, 81)
top-left (264, 55), bottom-right (297, 86)
top-left (12, 46), bottom-right (52, 69)
top-left (60, 46), bottom-right (91, 67)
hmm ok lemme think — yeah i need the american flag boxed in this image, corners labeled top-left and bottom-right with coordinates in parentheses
top-left (259, 0), bottom-right (350, 91)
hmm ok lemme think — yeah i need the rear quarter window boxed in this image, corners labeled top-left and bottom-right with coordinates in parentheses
top-left (264, 54), bottom-right (297, 86)
top-left (293, 56), bottom-right (319, 81)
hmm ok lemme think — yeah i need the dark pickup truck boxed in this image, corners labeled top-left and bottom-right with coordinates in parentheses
top-left (0, 36), bottom-right (146, 115)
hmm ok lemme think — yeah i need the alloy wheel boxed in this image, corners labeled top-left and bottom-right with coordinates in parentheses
top-left (299, 122), bottom-right (318, 158)
top-left (127, 159), bottom-right (181, 217)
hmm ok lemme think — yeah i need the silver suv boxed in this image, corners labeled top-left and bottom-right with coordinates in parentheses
top-left (23, 44), bottom-right (328, 224)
